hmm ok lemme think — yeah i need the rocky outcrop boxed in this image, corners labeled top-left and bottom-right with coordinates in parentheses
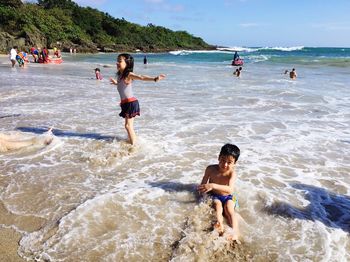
top-left (23, 26), bottom-right (47, 48)
top-left (0, 31), bottom-right (25, 53)
top-left (0, 31), bottom-right (99, 53)
top-left (0, 30), bottom-right (46, 53)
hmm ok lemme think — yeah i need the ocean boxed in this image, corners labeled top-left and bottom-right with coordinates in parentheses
top-left (0, 46), bottom-right (349, 261)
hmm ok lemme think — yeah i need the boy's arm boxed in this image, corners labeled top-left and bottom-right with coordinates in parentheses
top-left (129, 72), bottom-right (165, 82)
top-left (198, 172), bottom-right (236, 195)
top-left (200, 166), bottom-right (211, 185)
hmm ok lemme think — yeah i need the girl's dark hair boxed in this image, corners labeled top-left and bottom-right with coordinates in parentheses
top-left (117, 53), bottom-right (134, 79)
top-left (219, 143), bottom-right (240, 162)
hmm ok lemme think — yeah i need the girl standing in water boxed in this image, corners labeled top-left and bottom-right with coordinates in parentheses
top-left (110, 53), bottom-right (165, 145)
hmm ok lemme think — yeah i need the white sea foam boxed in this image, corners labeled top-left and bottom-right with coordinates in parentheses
top-left (217, 46), bottom-right (305, 52)
top-left (257, 46), bottom-right (305, 51)
top-left (217, 46), bottom-right (258, 52)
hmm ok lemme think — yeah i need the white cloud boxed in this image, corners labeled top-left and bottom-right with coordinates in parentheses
top-left (311, 22), bottom-right (350, 31)
top-left (239, 23), bottom-right (260, 28)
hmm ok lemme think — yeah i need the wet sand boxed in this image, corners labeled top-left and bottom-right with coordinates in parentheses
top-left (0, 201), bottom-right (46, 261)
top-left (0, 227), bottom-right (23, 262)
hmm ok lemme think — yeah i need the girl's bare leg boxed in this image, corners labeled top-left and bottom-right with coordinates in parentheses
top-left (124, 117), bottom-right (136, 145)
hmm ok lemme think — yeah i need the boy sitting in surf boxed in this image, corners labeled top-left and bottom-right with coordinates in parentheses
top-left (198, 143), bottom-right (240, 241)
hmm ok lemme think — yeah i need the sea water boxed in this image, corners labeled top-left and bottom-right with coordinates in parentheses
top-left (0, 47), bottom-right (349, 261)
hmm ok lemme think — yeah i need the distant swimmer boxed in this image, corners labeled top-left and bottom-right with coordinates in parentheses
top-left (94, 68), bottom-right (103, 80)
top-left (289, 68), bottom-right (297, 79)
top-left (0, 128), bottom-right (54, 153)
top-left (284, 68), bottom-right (297, 80)
top-left (233, 67), bottom-right (242, 77)
top-left (198, 144), bottom-right (241, 242)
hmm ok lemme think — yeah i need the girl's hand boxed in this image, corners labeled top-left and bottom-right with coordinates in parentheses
top-left (110, 77), bottom-right (117, 85)
top-left (155, 74), bottom-right (166, 82)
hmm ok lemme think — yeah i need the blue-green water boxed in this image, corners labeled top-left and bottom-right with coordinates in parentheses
top-left (63, 46), bottom-right (350, 67)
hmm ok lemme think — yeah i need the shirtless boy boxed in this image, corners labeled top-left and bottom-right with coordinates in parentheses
top-left (289, 68), bottom-right (297, 79)
top-left (198, 143), bottom-right (240, 241)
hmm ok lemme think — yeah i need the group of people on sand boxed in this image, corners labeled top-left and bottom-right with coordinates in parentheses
top-left (9, 46), bottom-right (62, 66)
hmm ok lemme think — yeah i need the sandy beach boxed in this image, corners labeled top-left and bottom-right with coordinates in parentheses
top-left (0, 200), bottom-right (45, 262)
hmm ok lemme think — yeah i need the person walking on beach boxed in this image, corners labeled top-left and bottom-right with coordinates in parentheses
top-left (198, 143), bottom-right (241, 242)
top-left (110, 53), bottom-right (165, 145)
top-left (10, 46), bottom-right (17, 67)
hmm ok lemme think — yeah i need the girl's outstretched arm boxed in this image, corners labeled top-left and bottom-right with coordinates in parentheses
top-left (129, 72), bottom-right (165, 82)
top-left (110, 77), bottom-right (118, 85)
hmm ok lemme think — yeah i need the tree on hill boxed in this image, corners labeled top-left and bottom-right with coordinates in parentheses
top-left (0, 0), bottom-right (213, 53)
top-left (0, 0), bottom-right (23, 8)
top-left (38, 0), bottom-right (77, 9)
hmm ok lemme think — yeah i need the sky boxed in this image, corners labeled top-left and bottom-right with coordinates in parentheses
top-left (36, 0), bottom-right (350, 47)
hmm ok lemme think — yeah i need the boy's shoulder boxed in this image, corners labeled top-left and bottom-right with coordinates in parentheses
top-left (206, 164), bottom-right (219, 171)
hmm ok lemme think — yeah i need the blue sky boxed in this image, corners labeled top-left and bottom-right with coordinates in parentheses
top-left (65, 0), bottom-right (350, 47)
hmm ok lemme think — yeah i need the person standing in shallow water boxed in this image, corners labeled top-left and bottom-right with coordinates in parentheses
top-left (143, 55), bottom-right (148, 65)
top-left (289, 68), bottom-right (297, 79)
top-left (110, 53), bottom-right (165, 145)
top-left (284, 68), bottom-right (297, 80)
top-left (10, 46), bottom-right (17, 67)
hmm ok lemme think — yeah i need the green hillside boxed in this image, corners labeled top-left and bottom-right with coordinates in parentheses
top-left (0, 0), bottom-right (214, 53)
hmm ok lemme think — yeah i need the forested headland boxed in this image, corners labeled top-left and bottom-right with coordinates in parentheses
top-left (0, 0), bottom-right (214, 53)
